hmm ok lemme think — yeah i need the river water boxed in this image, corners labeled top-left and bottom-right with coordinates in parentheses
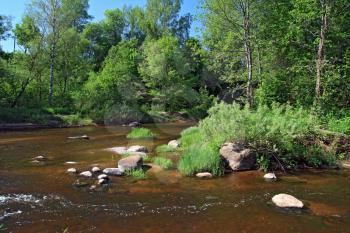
top-left (0, 123), bottom-right (349, 233)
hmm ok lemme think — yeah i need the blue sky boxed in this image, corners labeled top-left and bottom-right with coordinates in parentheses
top-left (0, 0), bottom-right (202, 52)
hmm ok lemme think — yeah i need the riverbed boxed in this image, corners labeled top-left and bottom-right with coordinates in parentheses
top-left (0, 123), bottom-right (349, 233)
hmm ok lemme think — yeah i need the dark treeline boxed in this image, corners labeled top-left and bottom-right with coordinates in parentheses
top-left (0, 0), bottom-right (350, 127)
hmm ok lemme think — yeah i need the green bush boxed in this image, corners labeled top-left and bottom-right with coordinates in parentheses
top-left (178, 143), bottom-right (223, 176)
top-left (153, 157), bottom-right (173, 169)
top-left (327, 116), bottom-right (350, 134)
top-left (126, 127), bottom-right (155, 139)
top-left (178, 102), bottom-right (336, 174)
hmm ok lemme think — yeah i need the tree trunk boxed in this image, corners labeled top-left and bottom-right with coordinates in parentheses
top-left (49, 49), bottom-right (55, 106)
top-left (243, 1), bottom-right (253, 108)
top-left (315, 0), bottom-right (329, 104)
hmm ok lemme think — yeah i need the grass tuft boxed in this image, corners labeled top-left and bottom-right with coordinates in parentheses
top-left (126, 127), bottom-right (155, 139)
top-left (178, 143), bottom-right (223, 176)
top-left (153, 157), bottom-right (173, 169)
top-left (126, 169), bottom-right (147, 180)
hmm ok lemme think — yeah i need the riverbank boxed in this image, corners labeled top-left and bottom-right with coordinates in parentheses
top-left (0, 107), bottom-right (195, 131)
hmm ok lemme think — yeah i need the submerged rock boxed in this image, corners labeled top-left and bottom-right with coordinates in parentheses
top-left (73, 179), bottom-right (89, 187)
top-left (107, 147), bottom-right (128, 154)
top-left (168, 140), bottom-right (180, 148)
top-left (103, 168), bottom-right (124, 176)
top-left (272, 194), bottom-right (304, 208)
top-left (79, 171), bottom-right (93, 178)
top-left (91, 167), bottom-right (101, 173)
top-left (127, 145), bottom-right (148, 153)
top-left (32, 155), bottom-right (47, 161)
top-left (128, 122), bottom-right (141, 127)
top-left (67, 168), bottom-right (77, 173)
top-left (264, 173), bottom-right (277, 180)
top-left (196, 172), bottom-right (213, 178)
top-left (65, 161), bottom-right (77, 165)
top-left (68, 135), bottom-right (89, 140)
top-left (220, 142), bottom-right (256, 171)
top-left (118, 155), bottom-right (143, 171)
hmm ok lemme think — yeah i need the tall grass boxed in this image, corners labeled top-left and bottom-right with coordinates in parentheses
top-left (153, 157), bottom-right (173, 169)
top-left (126, 127), bottom-right (155, 139)
top-left (178, 143), bottom-right (223, 176)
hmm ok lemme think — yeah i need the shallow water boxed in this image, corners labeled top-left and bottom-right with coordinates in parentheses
top-left (0, 123), bottom-right (349, 233)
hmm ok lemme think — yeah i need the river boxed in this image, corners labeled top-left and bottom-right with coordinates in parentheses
top-left (0, 123), bottom-right (349, 232)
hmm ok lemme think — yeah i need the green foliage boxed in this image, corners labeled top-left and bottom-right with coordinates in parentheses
top-left (153, 157), bottom-right (173, 169)
top-left (179, 127), bottom-right (203, 148)
top-left (126, 127), bottom-right (155, 139)
top-left (178, 103), bottom-right (336, 173)
top-left (126, 168), bottom-right (147, 180)
top-left (327, 116), bottom-right (350, 134)
top-left (0, 107), bottom-right (55, 124)
top-left (178, 143), bottom-right (223, 176)
top-left (156, 144), bottom-right (177, 153)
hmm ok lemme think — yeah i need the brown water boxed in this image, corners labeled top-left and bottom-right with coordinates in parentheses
top-left (0, 123), bottom-right (349, 233)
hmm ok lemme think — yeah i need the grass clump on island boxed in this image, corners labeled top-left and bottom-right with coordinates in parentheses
top-left (153, 157), bottom-right (173, 169)
top-left (126, 168), bottom-right (147, 180)
top-left (177, 103), bottom-right (338, 176)
top-left (126, 127), bottom-right (155, 139)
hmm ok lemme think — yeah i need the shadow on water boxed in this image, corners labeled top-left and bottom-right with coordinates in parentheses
top-left (0, 123), bottom-right (349, 233)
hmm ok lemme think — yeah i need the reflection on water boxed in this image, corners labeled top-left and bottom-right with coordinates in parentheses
top-left (0, 123), bottom-right (349, 233)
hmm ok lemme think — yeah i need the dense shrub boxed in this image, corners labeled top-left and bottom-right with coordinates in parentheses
top-left (178, 103), bottom-right (336, 174)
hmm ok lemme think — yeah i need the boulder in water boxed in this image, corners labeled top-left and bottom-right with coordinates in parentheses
top-left (91, 167), bottom-right (101, 173)
top-left (272, 194), bottom-right (304, 208)
top-left (118, 155), bottom-right (143, 172)
top-left (220, 142), bottom-right (256, 171)
top-left (103, 168), bottom-right (124, 176)
top-left (264, 173), bottom-right (277, 180)
top-left (168, 140), bottom-right (180, 148)
top-left (67, 168), bottom-right (77, 173)
top-left (68, 135), bottom-right (89, 140)
top-left (127, 145), bottom-right (148, 153)
top-left (98, 174), bottom-right (109, 180)
top-left (196, 172), bottom-right (213, 178)
top-left (79, 171), bottom-right (92, 178)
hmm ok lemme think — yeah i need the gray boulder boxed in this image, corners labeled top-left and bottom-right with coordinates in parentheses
top-left (272, 194), bottom-right (304, 208)
top-left (118, 155), bottom-right (143, 171)
top-left (220, 142), bottom-right (256, 171)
